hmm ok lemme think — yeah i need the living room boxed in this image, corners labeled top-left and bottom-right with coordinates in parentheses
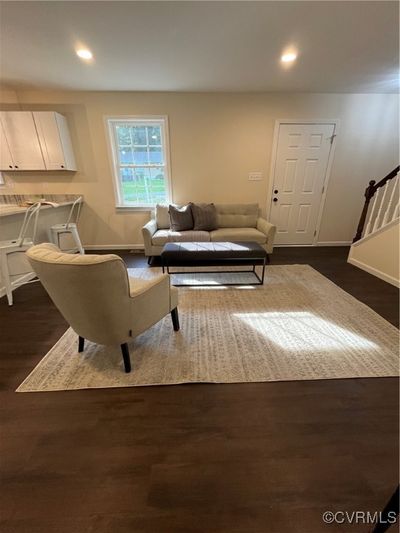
top-left (0, 1), bottom-right (399, 532)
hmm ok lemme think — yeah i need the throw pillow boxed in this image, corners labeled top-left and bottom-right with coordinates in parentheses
top-left (155, 204), bottom-right (171, 229)
top-left (191, 203), bottom-right (218, 231)
top-left (169, 204), bottom-right (194, 231)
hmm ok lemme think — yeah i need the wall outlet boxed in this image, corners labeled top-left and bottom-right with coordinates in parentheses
top-left (248, 172), bottom-right (263, 181)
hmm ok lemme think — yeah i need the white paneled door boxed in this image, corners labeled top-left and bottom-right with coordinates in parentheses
top-left (269, 123), bottom-right (336, 245)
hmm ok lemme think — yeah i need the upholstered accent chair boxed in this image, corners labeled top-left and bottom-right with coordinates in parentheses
top-left (26, 243), bottom-right (179, 373)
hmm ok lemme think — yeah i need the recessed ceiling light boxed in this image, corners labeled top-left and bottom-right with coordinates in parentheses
top-left (76, 49), bottom-right (93, 60)
top-left (281, 52), bottom-right (297, 63)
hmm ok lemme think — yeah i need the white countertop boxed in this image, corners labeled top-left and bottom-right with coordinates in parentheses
top-left (0, 201), bottom-right (78, 218)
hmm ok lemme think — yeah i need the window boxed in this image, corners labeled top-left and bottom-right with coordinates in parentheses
top-left (107, 116), bottom-right (171, 208)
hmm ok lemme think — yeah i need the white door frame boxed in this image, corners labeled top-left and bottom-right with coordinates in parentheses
top-left (266, 119), bottom-right (339, 246)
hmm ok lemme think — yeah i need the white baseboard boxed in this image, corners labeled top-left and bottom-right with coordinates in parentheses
top-left (88, 243), bottom-right (351, 251)
top-left (273, 244), bottom-right (314, 248)
top-left (83, 244), bottom-right (144, 251)
top-left (317, 241), bottom-right (352, 246)
top-left (274, 241), bottom-right (351, 247)
top-left (348, 257), bottom-right (400, 288)
top-left (0, 272), bottom-right (36, 300)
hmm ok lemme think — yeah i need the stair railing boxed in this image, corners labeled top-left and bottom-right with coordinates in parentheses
top-left (353, 165), bottom-right (400, 243)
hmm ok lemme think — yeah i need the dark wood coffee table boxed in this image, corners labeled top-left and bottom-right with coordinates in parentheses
top-left (161, 241), bottom-right (268, 286)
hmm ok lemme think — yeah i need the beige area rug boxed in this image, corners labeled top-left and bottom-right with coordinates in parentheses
top-left (17, 265), bottom-right (399, 392)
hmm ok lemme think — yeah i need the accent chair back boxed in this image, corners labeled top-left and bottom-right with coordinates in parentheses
top-left (26, 243), bottom-right (132, 346)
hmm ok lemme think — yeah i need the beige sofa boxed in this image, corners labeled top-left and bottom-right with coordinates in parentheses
top-left (142, 203), bottom-right (276, 259)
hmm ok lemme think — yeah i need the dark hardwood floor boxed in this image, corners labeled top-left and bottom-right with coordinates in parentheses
top-left (1, 247), bottom-right (398, 533)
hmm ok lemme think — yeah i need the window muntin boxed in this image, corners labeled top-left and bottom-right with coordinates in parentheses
top-left (107, 118), bottom-right (170, 207)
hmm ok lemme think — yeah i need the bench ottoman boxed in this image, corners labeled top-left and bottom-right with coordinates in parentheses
top-left (161, 241), bottom-right (268, 286)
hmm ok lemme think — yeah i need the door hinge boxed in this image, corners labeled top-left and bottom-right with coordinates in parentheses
top-left (321, 186), bottom-right (325, 194)
top-left (329, 134), bottom-right (336, 145)
top-left (314, 230), bottom-right (317, 237)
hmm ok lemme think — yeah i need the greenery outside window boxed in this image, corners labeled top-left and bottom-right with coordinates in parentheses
top-left (107, 116), bottom-right (171, 208)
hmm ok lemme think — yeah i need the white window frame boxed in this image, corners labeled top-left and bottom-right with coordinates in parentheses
top-left (105, 115), bottom-right (172, 209)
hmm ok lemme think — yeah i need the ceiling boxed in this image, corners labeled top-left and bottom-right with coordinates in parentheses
top-left (0, 1), bottom-right (398, 93)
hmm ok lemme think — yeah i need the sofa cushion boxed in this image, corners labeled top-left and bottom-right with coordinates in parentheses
top-left (169, 204), bottom-right (194, 231)
top-left (155, 204), bottom-right (171, 229)
top-left (152, 229), bottom-right (211, 246)
top-left (214, 203), bottom-right (259, 228)
top-left (191, 203), bottom-right (218, 231)
top-left (210, 227), bottom-right (267, 244)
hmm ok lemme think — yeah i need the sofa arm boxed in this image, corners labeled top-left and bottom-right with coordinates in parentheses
top-left (257, 217), bottom-right (277, 254)
top-left (142, 219), bottom-right (157, 256)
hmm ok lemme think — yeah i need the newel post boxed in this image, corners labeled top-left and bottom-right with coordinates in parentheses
top-left (353, 180), bottom-right (376, 243)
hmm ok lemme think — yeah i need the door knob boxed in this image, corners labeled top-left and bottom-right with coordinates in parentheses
top-left (274, 189), bottom-right (278, 194)
top-left (273, 198), bottom-right (278, 202)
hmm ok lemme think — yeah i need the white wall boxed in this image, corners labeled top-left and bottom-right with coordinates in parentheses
top-left (348, 220), bottom-right (400, 287)
top-left (1, 90), bottom-right (398, 247)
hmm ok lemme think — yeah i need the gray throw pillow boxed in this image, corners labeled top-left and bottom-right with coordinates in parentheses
top-left (191, 203), bottom-right (218, 231)
top-left (169, 204), bottom-right (194, 231)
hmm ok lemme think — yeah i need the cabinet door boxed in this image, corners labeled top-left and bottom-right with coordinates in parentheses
top-left (34, 112), bottom-right (77, 171)
top-left (0, 121), bottom-right (15, 170)
top-left (0, 111), bottom-right (45, 170)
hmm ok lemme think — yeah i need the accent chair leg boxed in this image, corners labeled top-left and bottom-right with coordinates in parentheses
top-left (78, 336), bottom-right (85, 352)
top-left (147, 256), bottom-right (152, 265)
top-left (120, 343), bottom-right (131, 373)
top-left (171, 307), bottom-right (180, 331)
top-left (372, 485), bottom-right (399, 533)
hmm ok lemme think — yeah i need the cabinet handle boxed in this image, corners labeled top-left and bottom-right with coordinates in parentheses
top-left (273, 198), bottom-right (278, 202)
top-left (14, 165), bottom-right (19, 169)
top-left (9, 165), bottom-right (12, 169)
top-left (61, 165), bottom-right (65, 168)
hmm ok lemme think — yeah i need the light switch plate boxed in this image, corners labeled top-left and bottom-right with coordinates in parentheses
top-left (248, 172), bottom-right (263, 181)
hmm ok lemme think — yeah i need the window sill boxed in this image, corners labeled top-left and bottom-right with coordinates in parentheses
top-left (115, 205), bottom-right (154, 212)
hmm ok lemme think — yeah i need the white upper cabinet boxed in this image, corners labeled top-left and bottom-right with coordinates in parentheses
top-left (0, 121), bottom-right (15, 170)
top-left (0, 111), bottom-right (46, 170)
top-left (34, 112), bottom-right (77, 171)
top-left (0, 111), bottom-right (76, 171)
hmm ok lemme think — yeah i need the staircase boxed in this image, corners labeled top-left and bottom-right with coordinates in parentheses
top-left (348, 166), bottom-right (400, 287)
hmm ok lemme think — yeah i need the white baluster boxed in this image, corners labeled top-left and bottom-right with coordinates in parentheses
top-left (364, 190), bottom-right (380, 236)
top-left (372, 181), bottom-right (391, 233)
top-left (391, 201), bottom-right (400, 222)
top-left (383, 175), bottom-right (399, 225)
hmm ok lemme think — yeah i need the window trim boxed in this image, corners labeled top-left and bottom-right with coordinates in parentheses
top-left (105, 115), bottom-right (172, 209)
